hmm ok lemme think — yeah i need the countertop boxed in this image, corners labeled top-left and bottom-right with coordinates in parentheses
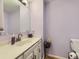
top-left (0, 37), bottom-right (41, 59)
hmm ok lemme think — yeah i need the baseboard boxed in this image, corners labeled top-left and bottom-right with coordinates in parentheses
top-left (47, 54), bottom-right (67, 59)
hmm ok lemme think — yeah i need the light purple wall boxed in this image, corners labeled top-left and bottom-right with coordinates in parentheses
top-left (44, 0), bottom-right (79, 57)
top-left (31, 0), bottom-right (43, 37)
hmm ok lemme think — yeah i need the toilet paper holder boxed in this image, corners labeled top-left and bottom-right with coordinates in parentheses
top-left (68, 51), bottom-right (78, 59)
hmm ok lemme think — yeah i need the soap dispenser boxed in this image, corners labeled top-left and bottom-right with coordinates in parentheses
top-left (11, 34), bottom-right (15, 45)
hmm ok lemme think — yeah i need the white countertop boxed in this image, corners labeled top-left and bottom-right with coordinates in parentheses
top-left (0, 37), bottom-right (41, 59)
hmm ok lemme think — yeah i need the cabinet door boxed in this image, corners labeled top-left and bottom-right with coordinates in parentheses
top-left (24, 47), bottom-right (34, 59)
top-left (25, 53), bottom-right (33, 59)
top-left (38, 44), bottom-right (41, 59)
top-left (34, 44), bottom-right (41, 59)
top-left (34, 47), bottom-right (39, 59)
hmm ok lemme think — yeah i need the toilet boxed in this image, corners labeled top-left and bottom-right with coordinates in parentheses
top-left (70, 39), bottom-right (79, 59)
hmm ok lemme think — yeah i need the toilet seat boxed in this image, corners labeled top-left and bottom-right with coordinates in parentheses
top-left (70, 39), bottom-right (79, 59)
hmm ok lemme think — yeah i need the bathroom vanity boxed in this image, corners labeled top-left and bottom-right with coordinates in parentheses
top-left (0, 37), bottom-right (42, 59)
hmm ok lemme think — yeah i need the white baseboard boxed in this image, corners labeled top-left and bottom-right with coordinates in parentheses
top-left (48, 54), bottom-right (67, 59)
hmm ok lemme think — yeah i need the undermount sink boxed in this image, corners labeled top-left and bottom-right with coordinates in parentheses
top-left (15, 39), bottom-right (31, 46)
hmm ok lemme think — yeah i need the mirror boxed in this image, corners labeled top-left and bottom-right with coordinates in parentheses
top-left (0, 0), bottom-right (4, 32)
top-left (3, 0), bottom-right (31, 34)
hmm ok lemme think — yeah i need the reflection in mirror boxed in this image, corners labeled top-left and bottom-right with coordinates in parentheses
top-left (4, 0), bottom-right (30, 34)
top-left (0, 0), bottom-right (4, 32)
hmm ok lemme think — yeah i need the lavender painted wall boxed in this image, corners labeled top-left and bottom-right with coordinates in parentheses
top-left (44, 0), bottom-right (79, 57)
top-left (31, 0), bottom-right (43, 37)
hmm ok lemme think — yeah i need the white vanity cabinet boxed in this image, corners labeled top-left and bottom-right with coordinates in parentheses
top-left (23, 45), bottom-right (34, 59)
top-left (17, 53), bottom-right (33, 59)
top-left (34, 43), bottom-right (41, 59)
top-left (17, 40), bottom-right (41, 59)
top-left (25, 53), bottom-right (33, 59)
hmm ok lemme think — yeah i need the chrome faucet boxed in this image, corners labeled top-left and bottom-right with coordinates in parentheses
top-left (16, 33), bottom-right (23, 42)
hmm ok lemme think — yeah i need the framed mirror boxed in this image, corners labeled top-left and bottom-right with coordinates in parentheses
top-left (3, 0), bottom-right (31, 34)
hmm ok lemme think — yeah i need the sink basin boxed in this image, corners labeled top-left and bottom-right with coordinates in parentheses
top-left (15, 40), bottom-right (31, 46)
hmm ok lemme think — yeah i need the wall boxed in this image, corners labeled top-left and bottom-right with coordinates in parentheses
top-left (31, 0), bottom-right (43, 37)
top-left (45, 0), bottom-right (79, 57)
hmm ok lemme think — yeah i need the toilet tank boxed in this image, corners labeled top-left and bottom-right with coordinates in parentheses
top-left (71, 39), bottom-right (79, 53)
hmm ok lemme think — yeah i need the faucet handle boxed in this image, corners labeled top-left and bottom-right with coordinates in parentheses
top-left (16, 33), bottom-right (23, 42)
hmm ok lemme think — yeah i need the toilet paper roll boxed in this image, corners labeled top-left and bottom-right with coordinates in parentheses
top-left (69, 52), bottom-right (77, 59)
